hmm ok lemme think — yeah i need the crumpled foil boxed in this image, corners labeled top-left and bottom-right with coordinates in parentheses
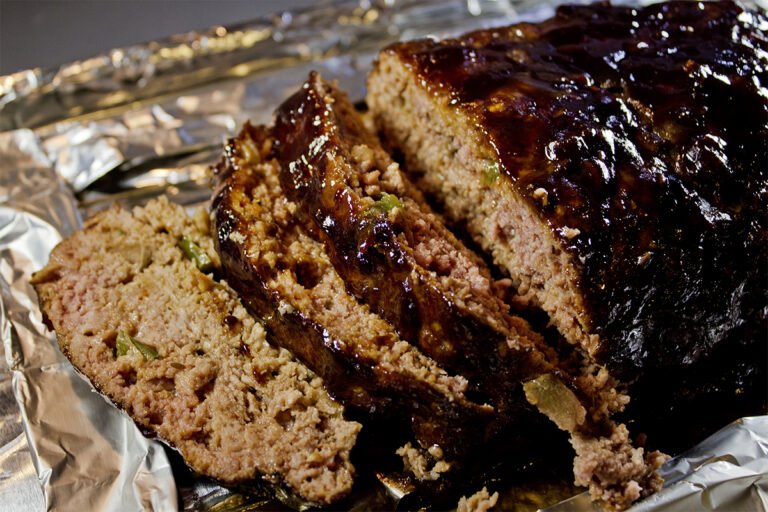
top-left (0, 0), bottom-right (765, 511)
top-left (0, 130), bottom-right (177, 511)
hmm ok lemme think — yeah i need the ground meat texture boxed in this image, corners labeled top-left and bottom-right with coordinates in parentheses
top-left (367, 0), bottom-right (767, 390)
top-left (31, 197), bottom-right (360, 506)
top-left (272, 74), bottom-right (664, 511)
top-left (211, 123), bottom-right (492, 462)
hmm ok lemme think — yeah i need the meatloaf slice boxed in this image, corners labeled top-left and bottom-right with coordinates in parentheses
top-left (367, 0), bottom-right (768, 383)
top-left (211, 123), bottom-right (492, 461)
top-left (31, 197), bottom-right (360, 506)
top-left (272, 74), bottom-right (664, 511)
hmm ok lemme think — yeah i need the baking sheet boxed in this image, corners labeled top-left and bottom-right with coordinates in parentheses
top-left (0, 0), bottom-right (765, 510)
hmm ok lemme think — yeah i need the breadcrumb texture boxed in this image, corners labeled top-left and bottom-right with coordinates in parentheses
top-left (31, 197), bottom-right (360, 505)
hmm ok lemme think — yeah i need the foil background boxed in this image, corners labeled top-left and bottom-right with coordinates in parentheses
top-left (0, 0), bottom-right (765, 510)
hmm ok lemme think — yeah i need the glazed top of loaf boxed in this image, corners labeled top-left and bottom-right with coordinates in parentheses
top-left (385, 1), bottom-right (767, 374)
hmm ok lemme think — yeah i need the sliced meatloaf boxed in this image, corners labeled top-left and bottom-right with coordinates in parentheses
top-left (367, 0), bottom-right (768, 385)
top-left (271, 74), bottom-right (664, 511)
top-left (211, 123), bottom-right (492, 462)
top-left (274, 72), bottom-right (555, 438)
top-left (31, 197), bottom-right (360, 505)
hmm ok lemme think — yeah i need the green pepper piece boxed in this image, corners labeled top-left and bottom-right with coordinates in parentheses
top-left (131, 338), bottom-right (160, 360)
top-left (116, 330), bottom-right (159, 360)
top-left (482, 161), bottom-right (500, 185)
top-left (116, 331), bottom-right (132, 357)
top-left (178, 235), bottom-right (213, 273)
top-left (370, 193), bottom-right (402, 215)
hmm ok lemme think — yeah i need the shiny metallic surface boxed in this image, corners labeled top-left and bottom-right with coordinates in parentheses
top-left (0, 130), bottom-right (176, 511)
top-left (0, 1), bottom-right (764, 510)
top-left (0, 0), bottom-right (548, 133)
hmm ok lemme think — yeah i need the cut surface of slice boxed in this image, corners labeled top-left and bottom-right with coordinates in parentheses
top-left (31, 197), bottom-right (360, 505)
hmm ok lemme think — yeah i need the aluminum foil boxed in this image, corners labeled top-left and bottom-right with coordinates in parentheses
top-left (0, 0), bottom-right (765, 511)
top-left (0, 129), bottom-right (177, 511)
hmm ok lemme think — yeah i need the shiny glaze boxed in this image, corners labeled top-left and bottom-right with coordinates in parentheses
top-left (388, 1), bottom-right (768, 377)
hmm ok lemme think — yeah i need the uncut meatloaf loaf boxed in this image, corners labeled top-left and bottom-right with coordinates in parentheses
top-left (211, 123), bottom-right (492, 463)
top-left (368, 1), bottom-right (767, 395)
top-left (31, 197), bottom-right (360, 506)
top-left (272, 73), bottom-right (664, 510)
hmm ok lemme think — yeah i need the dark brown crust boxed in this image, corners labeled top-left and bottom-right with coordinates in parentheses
top-left (272, 73), bottom-right (560, 439)
top-left (381, 0), bottom-right (768, 379)
top-left (211, 124), bottom-right (493, 459)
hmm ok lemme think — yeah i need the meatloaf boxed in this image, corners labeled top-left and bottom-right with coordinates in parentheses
top-left (31, 197), bottom-right (360, 506)
top-left (211, 123), bottom-right (492, 462)
top-left (367, 0), bottom-right (767, 418)
top-left (270, 73), bottom-right (663, 511)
